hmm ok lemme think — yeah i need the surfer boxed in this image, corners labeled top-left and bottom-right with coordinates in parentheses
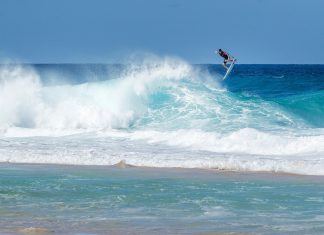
top-left (217, 49), bottom-right (235, 70)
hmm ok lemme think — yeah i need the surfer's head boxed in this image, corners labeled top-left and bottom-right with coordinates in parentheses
top-left (218, 49), bottom-right (222, 52)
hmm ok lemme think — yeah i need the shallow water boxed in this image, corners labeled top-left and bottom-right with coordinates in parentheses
top-left (1, 164), bottom-right (324, 235)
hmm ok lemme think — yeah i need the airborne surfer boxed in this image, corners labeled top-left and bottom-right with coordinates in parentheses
top-left (216, 49), bottom-right (236, 70)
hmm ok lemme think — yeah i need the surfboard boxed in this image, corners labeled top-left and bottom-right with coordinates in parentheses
top-left (223, 59), bottom-right (236, 80)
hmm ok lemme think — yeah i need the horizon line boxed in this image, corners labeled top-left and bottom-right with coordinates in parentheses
top-left (1, 63), bottom-right (323, 65)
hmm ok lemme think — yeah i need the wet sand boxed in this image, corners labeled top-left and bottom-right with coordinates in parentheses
top-left (1, 161), bottom-right (324, 182)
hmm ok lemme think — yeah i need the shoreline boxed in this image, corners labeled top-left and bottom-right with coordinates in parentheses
top-left (2, 161), bottom-right (324, 182)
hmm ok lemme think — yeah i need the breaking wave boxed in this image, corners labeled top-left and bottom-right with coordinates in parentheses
top-left (1, 58), bottom-right (324, 175)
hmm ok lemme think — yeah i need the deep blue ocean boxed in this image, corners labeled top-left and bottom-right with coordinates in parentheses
top-left (0, 61), bottom-right (324, 234)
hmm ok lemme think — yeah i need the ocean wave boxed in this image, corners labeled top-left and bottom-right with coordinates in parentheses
top-left (1, 60), bottom-right (324, 175)
top-left (120, 128), bottom-right (324, 156)
top-left (0, 60), bottom-right (311, 133)
top-left (0, 59), bottom-right (195, 130)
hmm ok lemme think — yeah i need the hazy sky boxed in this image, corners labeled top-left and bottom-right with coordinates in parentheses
top-left (0, 0), bottom-right (323, 64)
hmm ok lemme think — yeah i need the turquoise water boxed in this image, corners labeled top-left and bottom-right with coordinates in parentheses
top-left (1, 164), bottom-right (324, 234)
top-left (0, 62), bottom-right (324, 174)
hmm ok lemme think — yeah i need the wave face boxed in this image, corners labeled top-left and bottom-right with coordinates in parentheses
top-left (1, 59), bottom-right (324, 175)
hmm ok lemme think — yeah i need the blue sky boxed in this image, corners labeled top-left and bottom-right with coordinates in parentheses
top-left (0, 0), bottom-right (323, 64)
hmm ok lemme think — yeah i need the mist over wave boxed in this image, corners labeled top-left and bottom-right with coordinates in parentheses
top-left (0, 58), bottom-right (196, 130)
top-left (1, 58), bottom-right (324, 174)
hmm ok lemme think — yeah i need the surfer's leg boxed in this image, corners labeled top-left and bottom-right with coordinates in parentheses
top-left (223, 61), bottom-right (228, 70)
top-left (225, 55), bottom-right (233, 63)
